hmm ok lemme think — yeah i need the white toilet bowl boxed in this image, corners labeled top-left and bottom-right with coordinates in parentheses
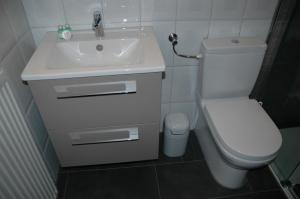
top-left (194, 37), bottom-right (282, 189)
top-left (196, 98), bottom-right (282, 189)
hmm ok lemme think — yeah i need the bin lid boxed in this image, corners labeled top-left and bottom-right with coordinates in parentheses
top-left (165, 113), bottom-right (189, 134)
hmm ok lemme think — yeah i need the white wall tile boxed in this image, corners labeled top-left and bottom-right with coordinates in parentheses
top-left (240, 19), bottom-right (272, 41)
top-left (209, 20), bottom-right (241, 38)
top-left (31, 27), bottom-right (57, 46)
top-left (170, 102), bottom-right (196, 129)
top-left (177, 0), bottom-right (211, 21)
top-left (160, 103), bottom-right (170, 131)
top-left (212, 0), bottom-right (246, 20)
top-left (243, 0), bottom-right (279, 19)
top-left (21, 0), bottom-right (65, 27)
top-left (171, 66), bottom-right (198, 102)
top-left (195, 105), bottom-right (207, 130)
top-left (144, 21), bottom-right (175, 67)
top-left (2, 0), bottom-right (30, 40)
top-left (104, 22), bottom-right (140, 28)
top-left (0, 0), bottom-right (59, 181)
top-left (18, 31), bottom-right (36, 63)
top-left (161, 67), bottom-right (173, 103)
top-left (141, 0), bottom-right (176, 21)
top-left (1, 46), bottom-right (32, 112)
top-left (67, 22), bottom-right (140, 29)
top-left (174, 21), bottom-right (209, 66)
top-left (63, 0), bottom-right (101, 25)
top-left (0, 4), bottom-right (16, 62)
top-left (69, 24), bottom-right (91, 30)
top-left (26, 101), bottom-right (48, 151)
top-left (102, 0), bottom-right (140, 23)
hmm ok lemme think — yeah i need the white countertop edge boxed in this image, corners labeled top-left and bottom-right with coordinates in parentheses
top-left (21, 66), bottom-right (165, 81)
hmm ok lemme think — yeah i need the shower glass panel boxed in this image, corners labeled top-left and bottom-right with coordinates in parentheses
top-left (259, 0), bottom-right (300, 197)
top-left (273, 128), bottom-right (300, 183)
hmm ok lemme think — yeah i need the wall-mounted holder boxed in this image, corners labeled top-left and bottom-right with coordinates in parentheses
top-left (168, 33), bottom-right (202, 60)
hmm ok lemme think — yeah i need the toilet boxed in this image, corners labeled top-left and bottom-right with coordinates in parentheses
top-left (195, 37), bottom-right (282, 189)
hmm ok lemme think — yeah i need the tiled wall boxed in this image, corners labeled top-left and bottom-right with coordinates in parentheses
top-left (21, 0), bottom-right (279, 130)
top-left (0, 0), bottom-right (59, 180)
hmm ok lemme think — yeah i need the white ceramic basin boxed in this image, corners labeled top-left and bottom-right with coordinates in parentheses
top-left (49, 36), bottom-right (141, 69)
top-left (21, 27), bottom-right (165, 80)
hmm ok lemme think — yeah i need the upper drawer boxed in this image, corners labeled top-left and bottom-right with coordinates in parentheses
top-left (29, 73), bottom-right (162, 132)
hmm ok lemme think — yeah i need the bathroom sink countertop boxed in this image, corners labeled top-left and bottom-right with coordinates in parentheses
top-left (21, 26), bottom-right (165, 80)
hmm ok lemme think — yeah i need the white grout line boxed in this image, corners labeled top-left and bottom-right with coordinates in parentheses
top-left (206, 0), bottom-right (214, 38)
top-left (238, 0), bottom-right (249, 37)
top-left (62, 159), bottom-right (204, 174)
top-left (59, 0), bottom-right (67, 24)
top-left (139, 0), bottom-right (142, 27)
top-left (61, 173), bottom-right (69, 199)
top-left (154, 166), bottom-right (162, 199)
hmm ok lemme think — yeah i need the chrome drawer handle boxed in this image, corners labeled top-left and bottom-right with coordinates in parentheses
top-left (70, 127), bottom-right (139, 146)
top-left (54, 80), bottom-right (137, 99)
top-left (56, 91), bottom-right (136, 99)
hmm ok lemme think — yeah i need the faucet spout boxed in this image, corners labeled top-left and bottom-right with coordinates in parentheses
top-left (93, 10), bottom-right (104, 38)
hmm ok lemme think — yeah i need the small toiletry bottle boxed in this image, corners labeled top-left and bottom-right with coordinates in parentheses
top-left (57, 25), bottom-right (64, 39)
top-left (64, 24), bottom-right (71, 31)
top-left (62, 24), bottom-right (72, 40)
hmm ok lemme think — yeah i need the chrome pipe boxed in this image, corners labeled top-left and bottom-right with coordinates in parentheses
top-left (168, 33), bottom-right (202, 60)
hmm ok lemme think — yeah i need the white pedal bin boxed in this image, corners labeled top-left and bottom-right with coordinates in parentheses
top-left (164, 113), bottom-right (190, 157)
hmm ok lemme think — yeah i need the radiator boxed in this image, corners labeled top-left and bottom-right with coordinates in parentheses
top-left (0, 77), bottom-right (57, 199)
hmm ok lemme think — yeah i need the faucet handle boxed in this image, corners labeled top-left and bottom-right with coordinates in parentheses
top-left (93, 10), bottom-right (102, 19)
top-left (93, 10), bottom-right (102, 29)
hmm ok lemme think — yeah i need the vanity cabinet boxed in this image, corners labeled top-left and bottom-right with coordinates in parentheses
top-left (29, 73), bottom-right (162, 166)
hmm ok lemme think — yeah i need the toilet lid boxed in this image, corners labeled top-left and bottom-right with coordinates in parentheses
top-left (204, 99), bottom-right (282, 161)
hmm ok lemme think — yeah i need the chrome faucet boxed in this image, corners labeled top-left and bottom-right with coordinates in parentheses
top-left (92, 10), bottom-right (104, 38)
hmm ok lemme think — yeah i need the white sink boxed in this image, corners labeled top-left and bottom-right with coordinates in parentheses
top-left (21, 27), bottom-right (165, 80)
top-left (48, 35), bottom-right (141, 69)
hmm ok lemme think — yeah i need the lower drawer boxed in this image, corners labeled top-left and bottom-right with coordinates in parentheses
top-left (49, 123), bottom-right (159, 167)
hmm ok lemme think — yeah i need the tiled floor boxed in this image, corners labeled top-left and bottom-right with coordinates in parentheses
top-left (294, 184), bottom-right (300, 198)
top-left (56, 132), bottom-right (287, 199)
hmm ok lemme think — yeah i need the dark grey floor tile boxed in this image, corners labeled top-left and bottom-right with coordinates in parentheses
top-left (247, 166), bottom-right (280, 191)
top-left (156, 162), bottom-right (252, 199)
top-left (60, 159), bottom-right (156, 173)
top-left (156, 133), bottom-right (184, 165)
top-left (214, 182), bottom-right (252, 198)
top-left (56, 172), bottom-right (68, 199)
top-left (157, 131), bottom-right (204, 164)
top-left (213, 190), bottom-right (287, 199)
top-left (64, 166), bottom-right (160, 199)
top-left (294, 184), bottom-right (300, 197)
top-left (250, 190), bottom-right (287, 199)
top-left (56, 132), bottom-right (286, 199)
top-left (182, 131), bottom-right (204, 162)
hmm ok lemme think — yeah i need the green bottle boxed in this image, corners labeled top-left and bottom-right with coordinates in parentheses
top-left (57, 25), bottom-right (64, 39)
top-left (62, 24), bottom-right (72, 40)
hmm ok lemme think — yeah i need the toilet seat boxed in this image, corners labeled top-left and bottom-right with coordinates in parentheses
top-left (203, 98), bottom-right (282, 163)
